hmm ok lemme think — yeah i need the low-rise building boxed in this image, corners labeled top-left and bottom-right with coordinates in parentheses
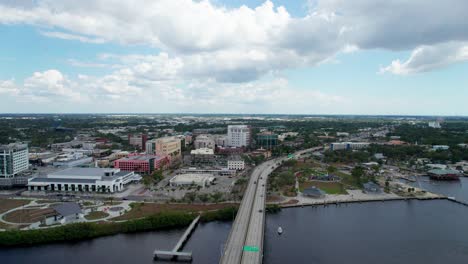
top-left (428, 121), bottom-right (441, 129)
top-left (191, 148), bottom-right (215, 165)
top-left (330, 142), bottom-right (369, 151)
top-left (194, 134), bottom-right (215, 150)
top-left (114, 154), bottom-right (169, 174)
top-left (214, 135), bottom-right (228, 147)
top-left (249, 148), bottom-right (272, 159)
top-left (128, 134), bottom-right (148, 150)
top-left (216, 146), bottom-right (245, 155)
top-left (180, 167), bottom-right (236, 176)
top-left (256, 132), bottom-right (278, 149)
top-left (28, 167), bottom-right (141, 193)
top-left (227, 156), bottom-right (245, 170)
top-left (169, 173), bottom-right (215, 188)
top-left (432, 145), bottom-right (450, 151)
top-left (363, 182), bottom-right (382, 193)
top-left (278, 132), bottom-right (299, 141)
top-left (52, 202), bottom-right (84, 224)
top-left (336, 132), bottom-right (350, 137)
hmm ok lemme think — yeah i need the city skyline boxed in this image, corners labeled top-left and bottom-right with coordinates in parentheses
top-left (1, 0), bottom-right (468, 115)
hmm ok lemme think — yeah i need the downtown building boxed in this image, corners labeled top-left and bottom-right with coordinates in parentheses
top-left (146, 136), bottom-right (182, 162)
top-left (227, 125), bottom-right (251, 148)
top-left (0, 143), bottom-right (29, 178)
top-left (114, 154), bottom-right (169, 174)
top-left (128, 134), bottom-right (148, 151)
top-left (28, 167), bottom-right (141, 193)
top-left (194, 134), bottom-right (216, 150)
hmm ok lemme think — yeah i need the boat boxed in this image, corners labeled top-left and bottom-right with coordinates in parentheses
top-left (277, 227), bottom-right (283, 235)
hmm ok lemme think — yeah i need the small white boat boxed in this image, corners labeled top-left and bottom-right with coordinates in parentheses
top-left (277, 227), bottom-right (283, 235)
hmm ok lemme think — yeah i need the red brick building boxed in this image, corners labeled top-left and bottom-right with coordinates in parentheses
top-left (113, 154), bottom-right (168, 174)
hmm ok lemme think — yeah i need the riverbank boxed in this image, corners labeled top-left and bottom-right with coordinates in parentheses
top-left (0, 206), bottom-right (238, 247)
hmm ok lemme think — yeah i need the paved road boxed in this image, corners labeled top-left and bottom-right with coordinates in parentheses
top-left (219, 161), bottom-right (272, 264)
top-left (220, 147), bottom-right (323, 264)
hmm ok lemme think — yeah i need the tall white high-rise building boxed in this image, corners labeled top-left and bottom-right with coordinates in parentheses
top-left (227, 125), bottom-right (251, 148)
top-left (0, 143), bottom-right (29, 178)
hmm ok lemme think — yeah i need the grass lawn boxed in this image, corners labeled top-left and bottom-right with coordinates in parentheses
top-left (292, 160), bottom-right (322, 172)
top-left (103, 200), bottom-right (122, 206)
top-left (0, 199), bottom-right (31, 214)
top-left (84, 211), bottom-right (109, 220)
top-left (299, 181), bottom-right (347, 195)
top-left (111, 203), bottom-right (238, 221)
top-left (335, 171), bottom-right (361, 189)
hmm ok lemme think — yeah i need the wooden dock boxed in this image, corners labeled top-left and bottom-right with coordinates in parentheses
top-left (154, 215), bottom-right (200, 262)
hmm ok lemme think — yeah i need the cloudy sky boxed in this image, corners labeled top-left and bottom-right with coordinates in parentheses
top-left (0, 0), bottom-right (467, 115)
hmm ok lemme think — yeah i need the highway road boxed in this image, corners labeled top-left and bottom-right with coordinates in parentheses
top-left (220, 146), bottom-right (323, 264)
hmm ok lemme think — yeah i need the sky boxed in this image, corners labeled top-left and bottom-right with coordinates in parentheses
top-left (0, 0), bottom-right (467, 115)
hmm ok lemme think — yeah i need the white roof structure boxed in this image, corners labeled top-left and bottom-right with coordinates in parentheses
top-left (169, 173), bottom-right (215, 188)
top-left (191, 148), bottom-right (214, 155)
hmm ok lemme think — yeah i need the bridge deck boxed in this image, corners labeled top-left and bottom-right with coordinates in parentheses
top-left (219, 147), bottom-right (322, 264)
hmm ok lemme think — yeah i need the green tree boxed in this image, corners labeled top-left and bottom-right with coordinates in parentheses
top-left (327, 165), bottom-right (337, 174)
top-left (351, 166), bottom-right (365, 185)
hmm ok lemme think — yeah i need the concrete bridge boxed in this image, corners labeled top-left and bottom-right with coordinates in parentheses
top-left (220, 147), bottom-right (322, 264)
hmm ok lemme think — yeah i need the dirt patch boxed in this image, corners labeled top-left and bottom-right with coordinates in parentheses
top-left (281, 199), bottom-right (299, 205)
top-left (3, 208), bottom-right (56, 224)
top-left (111, 202), bottom-right (238, 221)
top-left (266, 194), bottom-right (283, 202)
top-left (0, 199), bottom-right (31, 214)
top-left (36, 200), bottom-right (56, 204)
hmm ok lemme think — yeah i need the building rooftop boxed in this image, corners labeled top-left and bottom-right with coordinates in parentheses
top-left (302, 186), bottom-right (325, 197)
top-left (119, 154), bottom-right (165, 162)
top-left (45, 167), bottom-right (133, 181)
top-left (53, 202), bottom-right (82, 217)
top-left (363, 182), bottom-right (382, 192)
top-left (49, 167), bottom-right (117, 177)
top-left (0, 143), bottom-right (28, 151)
top-left (191, 148), bottom-right (214, 155)
top-left (170, 173), bottom-right (215, 184)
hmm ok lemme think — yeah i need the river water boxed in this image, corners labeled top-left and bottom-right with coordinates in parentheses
top-left (401, 176), bottom-right (468, 203)
top-left (1, 199), bottom-right (468, 264)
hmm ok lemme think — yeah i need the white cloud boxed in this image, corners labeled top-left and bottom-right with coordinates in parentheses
top-left (380, 42), bottom-right (468, 75)
top-left (1, 0), bottom-right (468, 113)
top-left (2, 70), bottom-right (86, 102)
top-left (40, 31), bottom-right (106, 44)
top-left (2, 0), bottom-right (468, 77)
top-left (0, 79), bottom-right (20, 95)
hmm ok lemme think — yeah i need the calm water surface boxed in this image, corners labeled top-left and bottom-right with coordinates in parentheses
top-left (2, 200), bottom-right (468, 264)
top-left (402, 176), bottom-right (468, 203)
